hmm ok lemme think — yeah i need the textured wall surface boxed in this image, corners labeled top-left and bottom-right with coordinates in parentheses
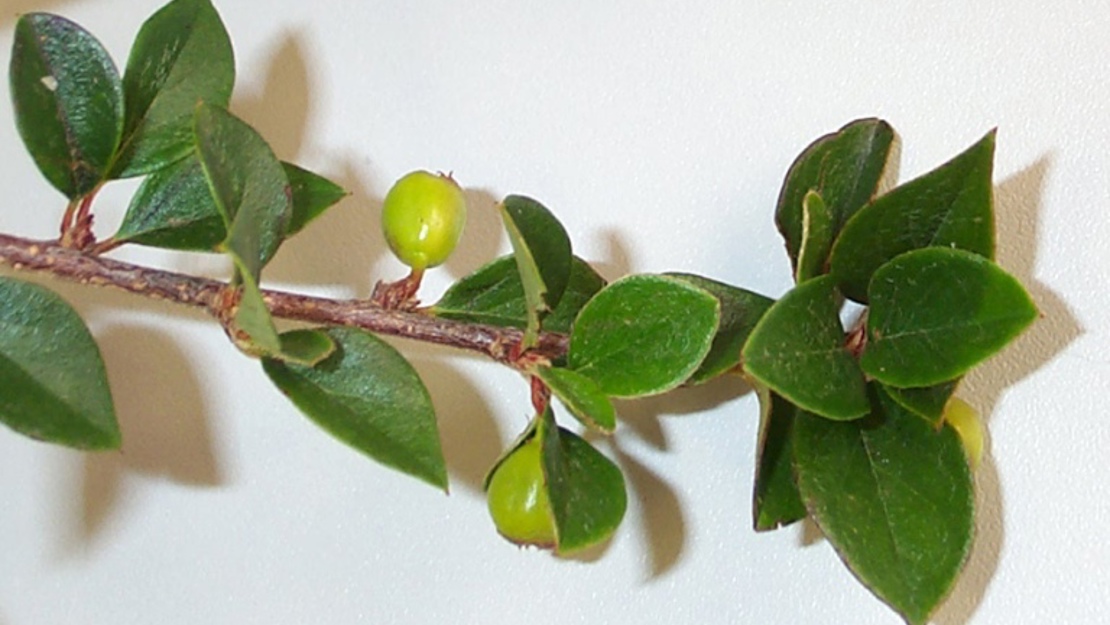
top-left (1, 1), bottom-right (1106, 623)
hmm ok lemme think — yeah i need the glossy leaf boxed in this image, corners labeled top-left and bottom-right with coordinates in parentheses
top-left (115, 158), bottom-right (344, 251)
top-left (534, 366), bottom-right (616, 433)
top-left (0, 278), bottom-right (119, 449)
top-left (666, 273), bottom-right (775, 384)
top-left (752, 385), bottom-right (806, 531)
top-left (262, 327), bottom-right (447, 490)
top-left (114, 153), bottom-right (224, 249)
top-left (284, 162), bottom-right (348, 236)
top-left (795, 190), bottom-right (834, 283)
top-left (499, 195), bottom-right (573, 346)
top-left (536, 407), bottom-right (627, 555)
top-left (10, 13), bottom-right (123, 199)
top-left (776, 118), bottom-right (894, 270)
top-left (793, 386), bottom-right (973, 625)
top-left (194, 103), bottom-right (290, 355)
top-left (568, 274), bottom-right (719, 398)
top-left (113, 0), bottom-right (234, 177)
top-left (741, 276), bottom-right (868, 421)
top-left (829, 130), bottom-right (996, 302)
top-left (194, 102), bottom-right (290, 270)
top-left (862, 247), bottom-right (1037, 388)
top-left (431, 255), bottom-right (604, 334)
top-left (882, 379), bottom-right (959, 427)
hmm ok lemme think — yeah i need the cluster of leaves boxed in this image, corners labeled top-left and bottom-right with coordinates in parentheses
top-left (1, 1), bottom-right (1037, 623)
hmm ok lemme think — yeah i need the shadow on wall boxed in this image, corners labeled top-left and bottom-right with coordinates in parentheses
top-left (0, 271), bottom-right (226, 553)
top-left (230, 32), bottom-right (388, 295)
top-left (933, 155), bottom-right (1081, 625)
top-left (76, 323), bottom-right (223, 548)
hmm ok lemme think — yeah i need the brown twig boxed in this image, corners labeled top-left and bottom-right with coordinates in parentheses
top-left (0, 232), bottom-right (568, 367)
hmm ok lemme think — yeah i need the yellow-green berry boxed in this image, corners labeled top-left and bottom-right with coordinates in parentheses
top-left (381, 170), bottom-right (467, 270)
top-left (943, 397), bottom-right (985, 470)
top-left (486, 435), bottom-right (557, 548)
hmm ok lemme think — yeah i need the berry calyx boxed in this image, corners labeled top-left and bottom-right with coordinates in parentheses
top-left (381, 170), bottom-right (467, 271)
top-left (486, 434), bottom-right (557, 548)
top-left (943, 397), bottom-right (985, 470)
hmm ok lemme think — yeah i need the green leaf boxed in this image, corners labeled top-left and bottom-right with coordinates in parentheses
top-left (499, 195), bottom-right (573, 347)
top-left (795, 190), bottom-right (834, 283)
top-left (230, 262), bottom-right (282, 355)
top-left (829, 130), bottom-right (996, 302)
top-left (793, 386), bottom-right (974, 625)
top-left (114, 157), bottom-right (340, 251)
top-left (0, 277), bottom-right (119, 449)
top-left (568, 274), bottom-right (719, 398)
top-left (276, 328), bottom-right (336, 367)
top-left (741, 275), bottom-right (868, 420)
top-left (114, 152), bottom-right (225, 249)
top-left (752, 385), bottom-right (807, 531)
top-left (194, 103), bottom-right (290, 355)
top-left (666, 272), bottom-right (775, 385)
top-left (10, 13), bottom-right (124, 199)
top-left (536, 407), bottom-right (626, 555)
top-left (881, 380), bottom-right (959, 427)
top-left (113, 0), bottom-right (234, 177)
top-left (775, 119), bottom-right (894, 271)
top-left (431, 255), bottom-right (605, 334)
top-left (194, 102), bottom-right (290, 270)
top-left (534, 367), bottom-right (616, 433)
top-left (283, 162), bottom-right (348, 236)
top-left (862, 247), bottom-right (1037, 388)
top-left (262, 327), bottom-right (447, 490)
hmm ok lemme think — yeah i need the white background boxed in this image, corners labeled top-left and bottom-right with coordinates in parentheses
top-left (1, 1), bottom-right (1107, 623)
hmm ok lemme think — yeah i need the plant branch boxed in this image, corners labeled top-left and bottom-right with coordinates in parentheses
top-left (0, 232), bottom-right (568, 366)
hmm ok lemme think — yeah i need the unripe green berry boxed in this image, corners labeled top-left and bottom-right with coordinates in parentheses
top-left (381, 170), bottom-right (467, 271)
top-left (943, 397), bottom-right (984, 470)
top-left (486, 435), bottom-right (557, 548)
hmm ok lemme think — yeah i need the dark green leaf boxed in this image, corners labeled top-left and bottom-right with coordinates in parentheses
top-left (776, 118), bottom-right (894, 271)
top-left (114, 152), bottom-right (225, 249)
top-left (862, 247), bottom-right (1037, 387)
top-left (829, 130), bottom-right (996, 302)
top-left (741, 276), bottom-right (868, 420)
top-left (795, 190), bottom-right (834, 283)
top-left (666, 272), bottom-right (775, 384)
top-left (499, 195), bottom-right (573, 346)
top-left (194, 103), bottom-right (290, 355)
top-left (10, 13), bottom-right (123, 198)
top-left (752, 385), bottom-right (806, 531)
top-left (113, 0), bottom-right (234, 177)
top-left (793, 386), bottom-right (973, 625)
top-left (194, 102), bottom-right (290, 270)
top-left (283, 162), bottom-right (348, 236)
top-left (881, 379), bottom-right (960, 427)
top-left (262, 327), bottom-right (447, 490)
top-left (0, 277), bottom-right (119, 449)
top-left (537, 407), bottom-right (626, 555)
top-left (568, 274), bottom-right (719, 398)
top-left (114, 158), bottom-right (342, 251)
top-left (431, 255), bottom-right (605, 334)
top-left (534, 367), bottom-right (616, 433)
